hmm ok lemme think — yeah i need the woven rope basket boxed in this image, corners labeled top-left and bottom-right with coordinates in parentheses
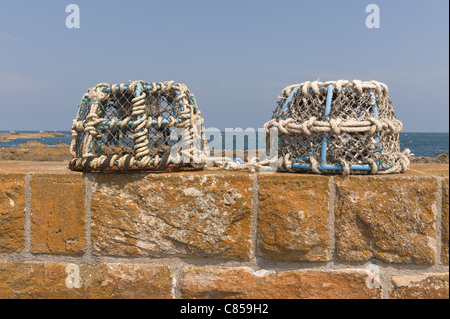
top-left (264, 80), bottom-right (410, 175)
top-left (69, 81), bottom-right (207, 172)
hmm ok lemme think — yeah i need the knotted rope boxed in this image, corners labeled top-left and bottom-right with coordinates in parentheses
top-left (69, 81), bottom-right (207, 172)
top-left (265, 80), bottom-right (410, 175)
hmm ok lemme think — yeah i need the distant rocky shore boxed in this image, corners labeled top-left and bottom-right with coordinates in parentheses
top-left (16, 140), bottom-right (69, 148)
top-left (0, 131), bottom-right (65, 143)
top-left (409, 151), bottom-right (449, 164)
top-left (0, 143), bottom-right (447, 164)
top-left (0, 145), bottom-right (71, 161)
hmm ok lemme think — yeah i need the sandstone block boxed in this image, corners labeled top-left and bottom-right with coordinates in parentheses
top-left (180, 266), bottom-right (382, 299)
top-left (335, 176), bottom-right (438, 264)
top-left (257, 174), bottom-right (330, 262)
top-left (0, 173), bottom-right (26, 253)
top-left (91, 172), bottom-right (253, 260)
top-left (30, 174), bottom-right (86, 254)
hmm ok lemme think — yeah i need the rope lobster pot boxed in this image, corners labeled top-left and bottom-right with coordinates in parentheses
top-left (264, 80), bottom-right (410, 175)
top-left (69, 81), bottom-right (207, 172)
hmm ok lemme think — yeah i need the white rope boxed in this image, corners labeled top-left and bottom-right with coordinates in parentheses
top-left (265, 117), bottom-right (403, 136)
top-left (70, 81), bottom-right (207, 171)
top-left (267, 80), bottom-right (409, 175)
top-left (281, 80), bottom-right (389, 99)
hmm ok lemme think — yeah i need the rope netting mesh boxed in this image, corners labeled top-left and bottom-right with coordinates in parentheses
top-left (69, 81), bottom-right (207, 172)
top-left (264, 80), bottom-right (410, 175)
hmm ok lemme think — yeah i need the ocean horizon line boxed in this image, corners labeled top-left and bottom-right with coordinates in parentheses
top-left (1, 130), bottom-right (449, 134)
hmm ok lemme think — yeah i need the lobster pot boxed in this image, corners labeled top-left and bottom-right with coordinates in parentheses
top-left (265, 80), bottom-right (410, 175)
top-left (69, 81), bottom-right (207, 172)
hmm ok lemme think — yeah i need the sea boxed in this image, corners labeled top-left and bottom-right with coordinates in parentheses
top-left (0, 131), bottom-right (448, 158)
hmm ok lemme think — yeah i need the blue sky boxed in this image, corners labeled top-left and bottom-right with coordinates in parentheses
top-left (0, 0), bottom-right (448, 132)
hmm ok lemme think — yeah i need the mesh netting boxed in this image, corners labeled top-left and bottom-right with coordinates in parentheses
top-left (69, 81), bottom-right (207, 172)
top-left (264, 80), bottom-right (410, 175)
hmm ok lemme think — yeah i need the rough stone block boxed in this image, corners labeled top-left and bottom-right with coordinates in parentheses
top-left (0, 262), bottom-right (173, 299)
top-left (30, 174), bottom-right (86, 254)
top-left (180, 266), bottom-right (382, 299)
top-left (410, 164), bottom-right (449, 177)
top-left (442, 178), bottom-right (449, 264)
top-left (335, 176), bottom-right (438, 264)
top-left (91, 172), bottom-right (253, 260)
top-left (257, 174), bottom-right (330, 262)
top-left (0, 173), bottom-right (26, 253)
top-left (390, 273), bottom-right (449, 299)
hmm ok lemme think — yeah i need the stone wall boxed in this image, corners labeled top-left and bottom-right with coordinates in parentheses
top-left (0, 161), bottom-right (448, 299)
